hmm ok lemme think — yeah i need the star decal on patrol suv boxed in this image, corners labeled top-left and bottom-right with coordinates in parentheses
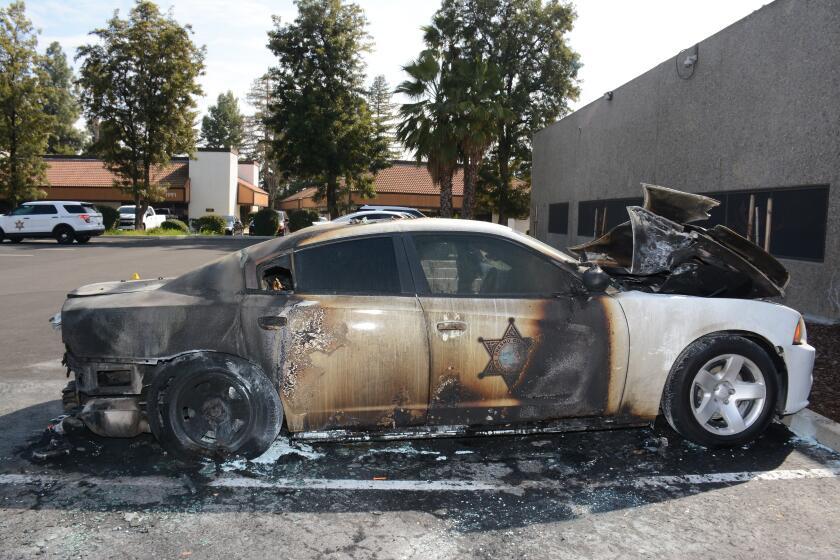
top-left (477, 318), bottom-right (534, 391)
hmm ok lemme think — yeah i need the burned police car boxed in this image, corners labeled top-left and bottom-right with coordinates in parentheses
top-left (55, 186), bottom-right (814, 460)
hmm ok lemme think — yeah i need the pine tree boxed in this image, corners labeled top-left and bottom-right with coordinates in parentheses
top-left (367, 75), bottom-right (398, 158)
top-left (266, 0), bottom-right (391, 219)
top-left (0, 1), bottom-right (54, 207)
top-left (41, 41), bottom-right (85, 155)
top-left (200, 91), bottom-right (244, 150)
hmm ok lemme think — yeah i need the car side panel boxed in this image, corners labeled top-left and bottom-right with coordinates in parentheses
top-left (418, 294), bottom-right (629, 425)
top-left (240, 293), bottom-right (430, 432)
top-left (614, 291), bottom-right (811, 418)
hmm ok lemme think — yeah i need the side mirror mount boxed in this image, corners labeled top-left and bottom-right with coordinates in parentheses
top-left (582, 266), bottom-right (611, 293)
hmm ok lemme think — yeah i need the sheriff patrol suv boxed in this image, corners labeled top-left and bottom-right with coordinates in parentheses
top-left (0, 201), bottom-right (105, 244)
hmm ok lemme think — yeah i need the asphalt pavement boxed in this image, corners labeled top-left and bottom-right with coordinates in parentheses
top-left (1, 237), bottom-right (839, 559)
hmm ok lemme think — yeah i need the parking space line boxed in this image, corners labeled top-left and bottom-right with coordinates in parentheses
top-left (2, 465), bottom-right (839, 494)
top-left (0, 254), bottom-right (33, 257)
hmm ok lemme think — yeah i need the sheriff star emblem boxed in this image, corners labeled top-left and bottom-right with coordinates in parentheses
top-left (14, 219), bottom-right (24, 231)
top-left (477, 318), bottom-right (534, 391)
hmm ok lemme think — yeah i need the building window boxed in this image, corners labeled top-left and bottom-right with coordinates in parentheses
top-left (704, 186), bottom-right (829, 262)
top-left (547, 203), bottom-right (569, 234)
top-left (577, 197), bottom-right (643, 237)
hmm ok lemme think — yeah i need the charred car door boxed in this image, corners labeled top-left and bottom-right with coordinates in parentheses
top-left (406, 232), bottom-right (628, 427)
top-left (241, 235), bottom-right (430, 433)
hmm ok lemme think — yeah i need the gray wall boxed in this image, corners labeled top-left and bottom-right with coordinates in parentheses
top-left (532, 0), bottom-right (840, 319)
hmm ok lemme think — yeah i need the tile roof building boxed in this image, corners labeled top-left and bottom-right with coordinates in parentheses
top-left (277, 161), bottom-right (466, 214)
top-left (38, 148), bottom-right (268, 220)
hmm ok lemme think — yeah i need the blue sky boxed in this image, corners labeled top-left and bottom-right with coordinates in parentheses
top-left (21, 0), bottom-right (770, 120)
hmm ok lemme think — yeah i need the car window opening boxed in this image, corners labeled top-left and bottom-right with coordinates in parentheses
top-left (263, 264), bottom-right (294, 292)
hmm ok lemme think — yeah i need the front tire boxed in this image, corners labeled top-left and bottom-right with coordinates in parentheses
top-left (147, 355), bottom-right (283, 461)
top-left (662, 335), bottom-right (778, 447)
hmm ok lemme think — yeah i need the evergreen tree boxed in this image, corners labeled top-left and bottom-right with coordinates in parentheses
top-left (367, 74), bottom-right (398, 158)
top-left (77, 0), bottom-right (205, 228)
top-left (266, 0), bottom-right (390, 219)
top-left (200, 90), bottom-right (244, 150)
top-left (41, 41), bottom-right (85, 155)
top-left (0, 1), bottom-right (53, 207)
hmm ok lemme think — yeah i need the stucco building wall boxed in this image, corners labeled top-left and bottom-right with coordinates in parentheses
top-left (531, 0), bottom-right (840, 319)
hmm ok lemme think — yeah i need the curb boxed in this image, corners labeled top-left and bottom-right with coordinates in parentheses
top-left (782, 408), bottom-right (840, 452)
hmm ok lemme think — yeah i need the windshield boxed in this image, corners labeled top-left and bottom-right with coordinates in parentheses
top-left (118, 206), bottom-right (136, 214)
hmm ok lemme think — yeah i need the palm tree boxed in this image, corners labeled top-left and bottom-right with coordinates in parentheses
top-left (450, 57), bottom-right (508, 220)
top-left (396, 49), bottom-right (459, 218)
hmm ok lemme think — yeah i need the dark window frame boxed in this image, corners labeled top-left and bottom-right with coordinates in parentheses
top-left (290, 234), bottom-right (415, 296)
top-left (547, 202), bottom-right (569, 235)
top-left (33, 204), bottom-right (58, 215)
top-left (702, 185), bottom-right (829, 263)
top-left (404, 232), bottom-right (581, 300)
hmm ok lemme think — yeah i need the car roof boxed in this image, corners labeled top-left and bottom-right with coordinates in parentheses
top-left (244, 218), bottom-right (579, 265)
top-left (23, 200), bottom-right (86, 205)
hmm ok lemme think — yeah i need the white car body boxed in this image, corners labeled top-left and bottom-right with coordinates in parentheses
top-left (614, 292), bottom-right (814, 418)
top-left (312, 210), bottom-right (414, 226)
top-left (117, 206), bottom-right (167, 230)
top-left (0, 201), bottom-right (104, 243)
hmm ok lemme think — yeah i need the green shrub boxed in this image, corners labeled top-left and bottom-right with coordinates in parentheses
top-left (252, 208), bottom-right (280, 236)
top-left (160, 218), bottom-right (189, 232)
top-left (288, 209), bottom-right (319, 232)
top-left (98, 205), bottom-right (120, 230)
top-left (192, 214), bottom-right (226, 235)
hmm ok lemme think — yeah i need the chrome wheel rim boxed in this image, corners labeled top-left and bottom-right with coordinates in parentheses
top-left (690, 353), bottom-right (766, 436)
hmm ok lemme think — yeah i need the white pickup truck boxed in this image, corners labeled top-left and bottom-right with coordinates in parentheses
top-left (0, 201), bottom-right (105, 244)
top-left (117, 205), bottom-right (168, 230)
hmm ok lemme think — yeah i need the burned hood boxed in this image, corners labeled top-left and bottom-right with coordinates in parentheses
top-left (569, 184), bottom-right (789, 299)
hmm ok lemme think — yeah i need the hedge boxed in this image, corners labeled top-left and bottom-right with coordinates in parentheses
top-left (192, 214), bottom-right (226, 235)
top-left (160, 218), bottom-right (189, 232)
top-left (252, 208), bottom-right (280, 236)
top-left (288, 209), bottom-right (319, 232)
top-left (98, 205), bottom-right (120, 230)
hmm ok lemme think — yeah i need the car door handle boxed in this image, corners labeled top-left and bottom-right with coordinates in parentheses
top-left (436, 321), bottom-right (467, 332)
top-left (258, 316), bottom-right (287, 330)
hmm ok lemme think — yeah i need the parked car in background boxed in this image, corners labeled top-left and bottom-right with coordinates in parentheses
top-left (358, 204), bottom-right (426, 218)
top-left (222, 215), bottom-right (244, 236)
top-left (0, 201), bottom-right (104, 244)
top-left (117, 206), bottom-right (167, 230)
top-left (312, 210), bottom-right (414, 226)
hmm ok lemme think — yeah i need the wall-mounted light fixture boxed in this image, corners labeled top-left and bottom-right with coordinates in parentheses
top-left (604, 91), bottom-right (613, 101)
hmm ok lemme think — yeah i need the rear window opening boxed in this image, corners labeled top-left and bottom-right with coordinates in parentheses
top-left (63, 204), bottom-right (87, 214)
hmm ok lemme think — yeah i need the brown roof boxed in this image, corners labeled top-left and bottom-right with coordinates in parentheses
top-left (279, 162), bottom-right (466, 205)
top-left (373, 161), bottom-right (464, 195)
top-left (44, 157), bottom-right (189, 189)
top-left (238, 177), bottom-right (269, 196)
top-left (283, 186), bottom-right (319, 202)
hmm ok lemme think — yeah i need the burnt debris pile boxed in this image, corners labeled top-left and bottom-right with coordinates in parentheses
top-left (569, 184), bottom-right (789, 299)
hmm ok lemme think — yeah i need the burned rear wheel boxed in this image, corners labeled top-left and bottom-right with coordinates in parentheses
top-left (148, 355), bottom-right (283, 461)
top-left (662, 335), bottom-right (778, 447)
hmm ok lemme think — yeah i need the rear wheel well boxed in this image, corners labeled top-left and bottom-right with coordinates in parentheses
top-left (53, 223), bottom-right (74, 234)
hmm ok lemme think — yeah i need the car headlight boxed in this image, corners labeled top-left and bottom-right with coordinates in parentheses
top-left (793, 315), bottom-right (807, 345)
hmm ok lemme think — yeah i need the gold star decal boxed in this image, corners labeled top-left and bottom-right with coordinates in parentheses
top-left (477, 318), bottom-right (534, 391)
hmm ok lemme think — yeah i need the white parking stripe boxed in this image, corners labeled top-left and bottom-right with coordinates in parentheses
top-left (1, 466), bottom-right (839, 494)
top-left (0, 254), bottom-right (33, 257)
